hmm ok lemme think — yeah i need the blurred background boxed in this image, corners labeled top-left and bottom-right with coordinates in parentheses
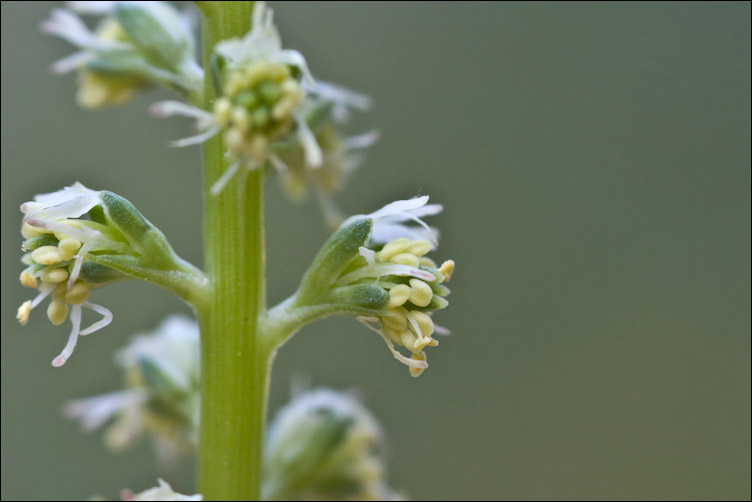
top-left (1, 2), bottom-right (750, 500)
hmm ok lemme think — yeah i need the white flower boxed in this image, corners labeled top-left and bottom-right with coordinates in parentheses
top-left (214, 1), bottom-right (312, 83)
top-left (150, 2), bottom-right (323, 195)
top-left (342, 195), bottom-right (444, 247)
top-left (65, 316), bottom-right (200, 466)
top-left (40, 1), bottom-right (201, 107)
top-left (121, 479), bottom-right (202, 501)
top-left (18, 183), bottom-right (123, 367)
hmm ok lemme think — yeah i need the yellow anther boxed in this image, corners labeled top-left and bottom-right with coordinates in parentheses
top-left (214, 97), bottom-right (232, 123)
top-left (381, 311), bottom-right (408, 331)
top-left (419, 257), bottom-right (437, 268)
top-left (387, 284), bottom-right (411, 308)
top-left (31, 246), bottom-right (63, 266)
top-left (52, 282), bottom-right (68, 302)
top-left (409, 352), bottom-right (427, 378)
top-left (247, 134), bottom-right (268, 159)
top-left (389, 252), bottom-right (420, 267)
top-left (406, 240), bottom-right (432, 257)
top-left (65, 282), bottom-right (91, 305)
top-left (399, 330), bottom-right (417, 351)
top-left (414, 337), bottom-right (434, 351)
top-left (272, 97), bottom-right (297, 120)
top-left (47, 300), bottom-right (69, 326)
top-left (231, 107), bottom-right (252, 133)
top-left (77, 71), bottom-right (137, 109)
top-left (57, 237), bottom-right (82, 261)
top-left (224, 129), bottom-right (245, 153)
top-left (408, 279), bottom-right (433, 307)
top-left (382, 326), bottom-right (402, 345)
top-left (438, 260), bottom-right (455, 281)
top-left (17, 301), bottom-right (32, 326)
top-left (21, 222), bottom-right (45, 239)
top-left (20, 269), bottom-right (38, 288)
top-left (410, 310), bottom-right (435, 338)
top-left (378, 238), bottom-right (410, 261)
top-left (41, 267), bottom-right (69, 284)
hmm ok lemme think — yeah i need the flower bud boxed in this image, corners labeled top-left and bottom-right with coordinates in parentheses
top-left (65, 316), bottom-right (200, 467)
top-left (264, 388), bottom-right (401, 501)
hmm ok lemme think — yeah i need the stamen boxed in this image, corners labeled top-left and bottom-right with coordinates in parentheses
top-left (52, 304), bottom-right (82, 367)
top-left (68, 243), bottom-right (91, 290)
top-left (170, 126), bottom-right (221, 148)
top-left (210, 160), bottom-right (242, 195)
top-left (79, 301), bottom-right (113, 336)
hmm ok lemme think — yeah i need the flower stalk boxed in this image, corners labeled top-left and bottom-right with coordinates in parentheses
top-left (195, 2), bottom-right (269, 500)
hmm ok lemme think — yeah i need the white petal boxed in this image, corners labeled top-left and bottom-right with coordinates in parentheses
top-left (64, 389), bottom-right (144, 431)
top-left (368, 196), bottom-right (431, 221)
top-left (295, 115), bottom-right (323, 168)
top-left (370, 222), bottom-right (439, 246)
top-left (66, 1), bottom-right (116, 15)
top-left (275, 49), bottom-right (314, 85)
top-left (341, 130), bottom-right (380, 151)
top-left (50, 51), bottom-right (91, 74)
top-left (150, 100), bottom-right (214, 122)
top-left (307, 80), bottom-right (372, 111)
top-left (21, 182), bottom-right (100, 221)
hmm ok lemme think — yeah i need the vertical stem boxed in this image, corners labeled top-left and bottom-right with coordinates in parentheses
top-left (196, 3), bottom-right (268, 500)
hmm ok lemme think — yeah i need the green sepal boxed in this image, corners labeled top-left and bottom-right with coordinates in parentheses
top-left (326, 284), bottom-right (389, 311)
top-left (78, 260), bottom-right (128, 285)
top-left (99, 191), bottom-right (174, 268)
top-left (137, 355), bottom-right (190, 400)
top-left (114, 2), bottom-right (189, 72)
top-left (295, 218), bottom-right (372, 306)
top-left (22, 234), bottom-right (59, 251)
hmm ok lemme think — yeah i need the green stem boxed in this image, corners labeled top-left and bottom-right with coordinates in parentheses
top-left (195, 3), bottom-right (269, 500)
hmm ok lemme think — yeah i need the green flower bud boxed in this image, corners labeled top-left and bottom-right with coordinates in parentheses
top-left (264, 388), bottom-right (402, 501)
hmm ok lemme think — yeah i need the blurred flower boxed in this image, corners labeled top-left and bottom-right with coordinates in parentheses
top-left (41, 1), bottom-right (201, 107)
top-left (151, 2), bottom-right (366, 196)
top-left (65, 316), bottom-right (200, 467)
top-left (276, 82), bottom-right (377, 228)
top-left (121, 478), bottom-right (202, 501)
top-left (264, 388), bottom-right (402, 501)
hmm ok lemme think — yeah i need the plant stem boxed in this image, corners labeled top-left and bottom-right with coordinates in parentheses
top-left (196, 3), bottom-right (269, 500)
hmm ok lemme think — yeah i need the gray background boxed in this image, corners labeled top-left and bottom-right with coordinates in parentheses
top-left (2, 2), bottom-right (750, 500)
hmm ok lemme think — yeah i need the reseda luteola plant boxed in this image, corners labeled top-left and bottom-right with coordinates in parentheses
top-left (19, 2), bottom-right (455, 500)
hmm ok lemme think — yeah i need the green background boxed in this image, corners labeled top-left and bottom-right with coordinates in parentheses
top-left (1, 2), bottom-right (750, 500)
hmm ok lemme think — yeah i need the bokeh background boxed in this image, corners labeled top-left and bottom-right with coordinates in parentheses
top-left (1, 2), bottom-right (750, 500)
